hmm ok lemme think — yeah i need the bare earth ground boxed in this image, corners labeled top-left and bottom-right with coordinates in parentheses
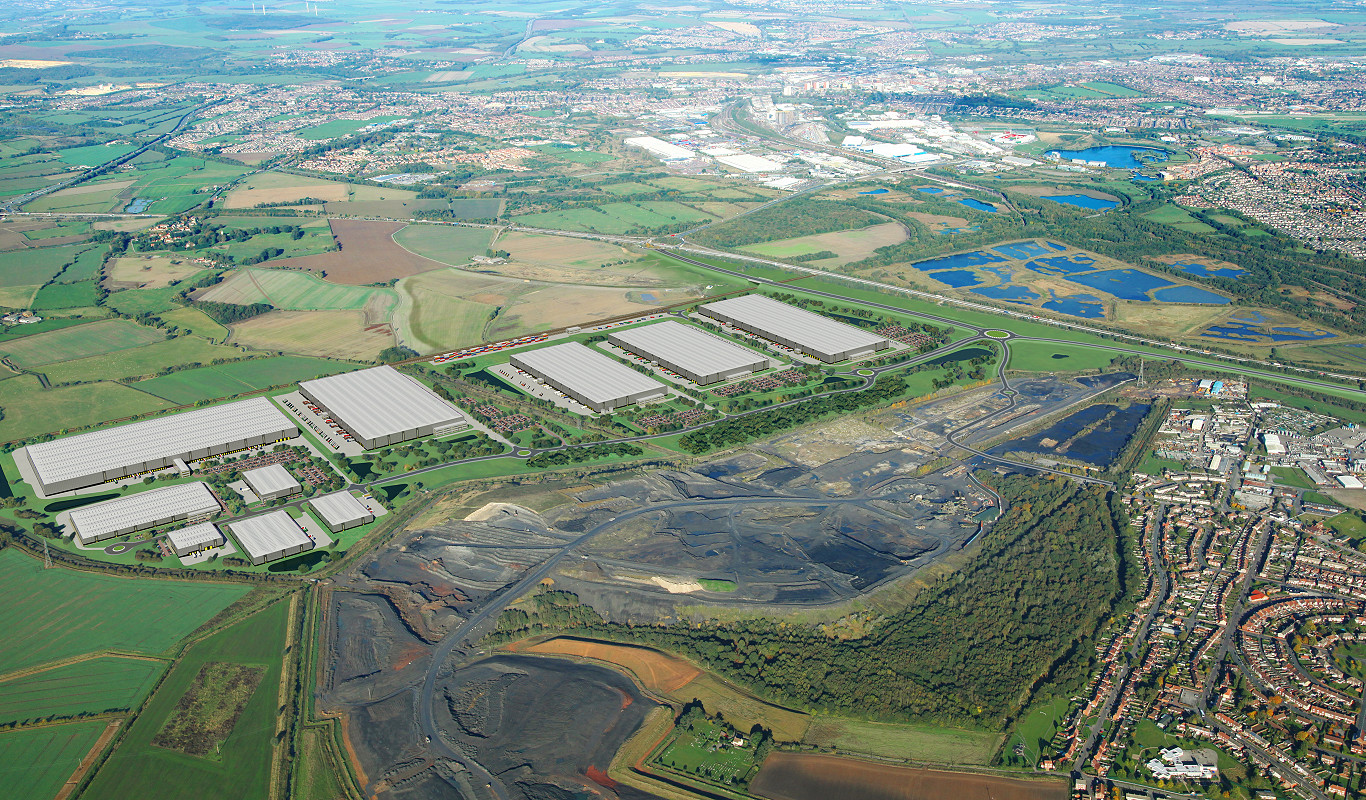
top-left (516, 637), bottom-right (701, 694)
top-left (750, 752), bottom-right (1067, 800)
top-left (105, 256), bottom-right (203, 289)
top-left (271, 220), bottom-right (452, 284)
top-left (228, 309), bottom-right (394, 360)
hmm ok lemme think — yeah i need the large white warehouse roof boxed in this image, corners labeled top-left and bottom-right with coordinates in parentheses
top-left (309, 490), bottom-right (373, 531)
top-left (510, 341), bottom-right (666, 412)
top-left (21, 398), bottom-right (297, 496)
top-left (299, 365), bottom-right (467, 448)
top-left (700, 294), bottom-right (890, 363)
top-left (227, 510), bottom-right (312, 564)
top-left (609, 321), bottom-right (767, 384)
top-left (69, 482), bottom-right (221, 545)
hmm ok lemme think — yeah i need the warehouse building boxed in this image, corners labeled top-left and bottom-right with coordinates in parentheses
top-left (241, 464), bottom-right (301, 502)
top-left (608, 320), bottom-right (769, 385)
top-left (68, 482), bottom-right (221, 546)
top-left (15, 397), bottom-right (298, 497)
top-left (699, 294), bottom-right (891, 363)
top-left (309, 491), bottom-right (374, 533)
top-left (510, 341), bottom-right (668, 413)
top-left (166, 522), bottom-right (225, 558)
top-left (227, 510), bottom-right (313, 565)
top-left (299, 365), bottom-right (469, 450)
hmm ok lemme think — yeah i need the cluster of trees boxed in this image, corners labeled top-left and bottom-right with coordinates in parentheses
top-left (196, 300), bottom-right (273, 324)
top-left (493, 475), bottom-right (1129, 728)
top-left (525, 442), bottom-right (642, 468)
top-left (691, 198), bottom-right (882, 249)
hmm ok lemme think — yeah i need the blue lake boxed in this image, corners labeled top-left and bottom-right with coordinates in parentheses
top-left (1047, 241), bottom-right (1068, 251)
top-left (912, 250), bottom-right (1005, 271)
top-left (959, 198), bottom-right (998, 213)
top-left (992, 241), bottom-right (1052, 260)
top-left (972, 284), bottom-right (1040, 301)
top-left (1067, 269), bottom-right (1172, 301)
top-left (1166, 259), bottom-right (1243, 279)
top-left (1201, 322), bottom-right (1336, 342)
top-left (125, 197), bottom-right (151, 213)
top-left (1044, 194), bottom-right (1120, 211)
top-left (982, 264), bottom-right (1015, 281)
top-left (1132, 174), bottom-right (1159, 182)
top-left (1047, 145), bottom-right (1169, 168)
top-left (1026, 255), bottom-right (1098, 275)
top-left (858, 188), bottom-right (888, 195)
top-left (937, 226), bottom-right (981, 235)
top-left (918, 187), bottom-right (944, 194)
top-left (1152, 286), bottom-right (1229, 304)
top-left (932, 270), bottom-right (983, 288)
top-left (1044, 296), bottom-right (1106, 318)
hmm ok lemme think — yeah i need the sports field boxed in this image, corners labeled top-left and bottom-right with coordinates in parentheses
top-left (130, 355), bottom-right (352, 404)
top-left (0, 657), bottom-right (165, 724)
top-left (197, 268), bottom-right (388, 310)
top-left (0, 549), bottom-right (250, 674)
top-left (40, 336), bottom-right (241, 385)
top-left (0, 720), bottom-right (110, 800)
top-left (0, 319), bottom-right (165, 367)
top-left (0, 375), bottom-right (173, 442)
top-left (82, 600), bottom-right (289, 800)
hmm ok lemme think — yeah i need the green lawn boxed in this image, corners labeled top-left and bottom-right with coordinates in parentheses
top-left (40, 336), bottom-right (241, 385)
top-left (0, 657), bottom-right (166, 724)
top-left (1006, 340), bottom-right (1116, 373)
top-left (295, 115), bottom-right (403, 141)
top-left (82, 600), bottom-right (290, 800)
top-left (1327, 512), bottom-right (1366, 545)
top-left (1000, 695), bottom-right (1072, 767)
top-left (1137, 453), bottom-right (1185, 476)
top-left (1270, 466), bottom-right (1316, 491)
top-left (0, 549), bottom-right (250, 674)
top-left (104, 286), bottom-right (182, 315)
top-left (392, 223), bottom-right (495, 266)
top-left (0, 319), bottom-right (165, 367)
top-left (0, 375), bottom-right (173, 441)
top-left (130, 356), bottom-right (353, 405)
top-left (0, 721), bottom-right (110, 799)
top-left (802, 717), bottom-right (1000, 765)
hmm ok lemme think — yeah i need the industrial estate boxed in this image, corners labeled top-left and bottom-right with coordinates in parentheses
top-left (6, 2), bottom-right (1366, 800)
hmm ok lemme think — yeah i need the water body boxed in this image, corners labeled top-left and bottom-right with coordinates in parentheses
top-left (992, 241), bottom-right (1052, 260)
top-left (918, 186), bottom-right (945, 194)
top-left (937, 226), bottom-right (981, 235)
top-left (1043, 194), bottom-right (1120, 211)
top-left (1152, 286), bottom-right (1230, 304)
top-left (1047, 241), bottom-right (1069, 251)
top-left (1232, 310), bottom-right (1268, 323)
top-left (972, 284), bottom-right (1040, 301)
top-left (1025, 255), bottom-right (1098, 276)
top-left (911, 250), bottom-right (1005, 271)
top-left (1067, 269), bottom-right (1173, 301)
top-left (1047, 145), bottom-right (1169, 168)
top-left (932, 269), bottom-right (983, 287)
top-left (858, 188), bottom-right (888, 195)
top-left (124, 197), bottom-right (152, 213)
top-left (982, 264), bottom-right (1015, 282)
top-left (1201, 322), bottom-right (1336, 342)
top-left (1043, 294), bottom-right (1106, 318)
top-left (1166, 259), bottom-right (1243, 279)
top-left (1132, 174), bottom-right (1160, 182)
top-left (991, 403), bottom-right (1152, 468)
top-left (959, 197), bottom-right (998, 213)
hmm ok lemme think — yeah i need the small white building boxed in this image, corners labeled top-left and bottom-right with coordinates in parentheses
top-left (1263, 433), bottom-right (1285, 456)
top-left (308, 491), bottom-right (374, 533)
top-left (241, 464), bottom-right (301, 502)
top-left (1336, 475), bottom-right (1364, 489)
top-left (166, 522), bottom-right (225, 557)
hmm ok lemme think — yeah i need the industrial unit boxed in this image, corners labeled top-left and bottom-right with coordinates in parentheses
top-left (509, 341), bottom-right (668, 413)
top-left (607, 320), bottom-right (769, 385)
top-left (309, 491), bottom-right (374, 533)
top-left (227, 510), bottom-right (313, 566)
top-left (68, 482), bottom-right (221, 546)
top-left (15, 397), bottom-right (298, 497)
top-left (241, 464), bottom-right (301, 502)
top-left (166, 522), bottom-right (225, 558)
top-left (299, 365), bottom-right (469, 449)
top-left (699, 294), bottom-right (891, 363)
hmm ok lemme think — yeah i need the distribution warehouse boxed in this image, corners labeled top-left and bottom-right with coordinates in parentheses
top-left (510, 341), bottom-right (668, 413)
top-left (68, 482), bottom-right (221, 545)
top-left (227, 510), bottom-right (314, 565)
top-left (700, 294), bottom-right (891, 363)
top-left (166, 522), bottom-right (225, 558)
top-left (299, 365), bottom-right (469, 449)
top-left (15, 397), bottom-right (298, 497)
top-left (608, 320), bottom-right (769, 385)
top-left (242, 464), bottom-right (301, 502)
top-left (309, 491), bottom-right (374, 533)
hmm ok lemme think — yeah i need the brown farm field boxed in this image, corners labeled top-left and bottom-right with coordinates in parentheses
top-left (519, 637), bottom-right (700, 694)
top-left (750, 753), bottom-right (1067, 800)
top-left (270, 219), bottom-right (450, 284)
top-left (229, 310), bottom-right (394, 360)
top-left (741, 222), bottom-right (908, 265)
top-left (223, 172), bottom-right (416, 208)
top-left (105, 256), bottom-right (204, 289)
top-left (485, 283), bottom-right (672, 340)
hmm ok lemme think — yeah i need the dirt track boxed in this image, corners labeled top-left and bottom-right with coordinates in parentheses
top-left (750, 752), bottom-right (1067, 800)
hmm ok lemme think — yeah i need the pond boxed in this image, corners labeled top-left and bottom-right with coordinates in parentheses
top-left (1047, 145), bottom-right (1169, 168)
top-left (1200, 322), bottom-right (1336, 342)
top-left (1152, 286), bottom-right (1229, 304)
top-left (911, 250), bottom-right (1005, 271)
top-left (1166, 259), bottom-right (1243, 279)
top-left (959, 197), bottom-right (998, 213)
top-left (1043, 194), bottom-right (1120, 211)
top-left (1024, 254), bottom-right (1098, 275)
top-left (858, 188), bottom-right (888, 195)
top-left (1043, 295), bottom-right (1106, 318)
top-left (917, 186), bottom-right (944, 194)
top-left (972, 284), bottom-right (1040, 302)
top-left (1066, 268), bottom-right (1173, 301)
top-left (991, 241), bottom-right (1052, 260)
top-left (932, 269), bottom-right (983, 287)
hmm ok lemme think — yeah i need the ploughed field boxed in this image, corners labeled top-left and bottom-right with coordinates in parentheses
top-left (750, 752), bottom-right (1066, 800)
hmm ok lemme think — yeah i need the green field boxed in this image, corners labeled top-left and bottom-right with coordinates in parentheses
top-left (392, 223), bottom-right (495, 266)
top-left (1328, 512), bottom-right (1366, 545)
top-left (0, 657), bottom-right (166, 724)
top-left (514, 202), bottom-right (715, 234)
top-left (1138, 453), bottom-right (1186, 475)
top-left (83, 600), bottom-right (289, 800)
top-left (1141, 204), bottom-right (1216, 234)
top-left (56, 143), bottom-right (139, 167)
top-left (32, 279), bottom-right (100, 310)
top-left (1006, 340), bottom-right (1117, 373)
top-left (40, 336), bottom-right (241, 385)
top-left (0, 375), bottom-right (173, 441)
top-left (0, 720), bottom-right (110, 799)
top-left (802, 718), bottom-right (1000, 765)
top-left (104, 286), bottom-right (181, 315)
top-left (156, 307), bottom-right (230, 342)
top-left (295, 115), bottom-right (403, 140)
top-left (999, 694), bottom-right (1072, 767)
top-left (58, 245), bottom-right (109, 282)
top-left (0, 550), bottom-right (250, 674)
top-left (655, 714), bottom-right (761, 785)
top-left (0, 243), bottom-right (89, 288)
top-left (1270, 466), bottom-right (1316, 490)
top-left (0, 318), bottom-right (165, 367)
top-left (204, 269), bottom-right (385, 311)
top-left (130, 355), bottom-right (353, 404)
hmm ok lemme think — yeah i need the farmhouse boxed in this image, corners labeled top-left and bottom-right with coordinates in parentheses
top-left (241, 464), bottom-right (301, 502)
top-left (15, 397), bottom-right (298, 497)
top-left (166, 521), bottom-right (225, 558)
top-left (699, 294), bottom-right (891, 363)
top-left (608, 320), bottom-right (769, 385)
top-left (509, 341), bottom-right (668, 413)
top-left (309, 490), bottom-right (374, 533)
top-left (68, 482), bottom-right (221, 546)
top-left (299, 365), bottom-right (469, 449)
top-left (227, 510), bottom-right (313, 566)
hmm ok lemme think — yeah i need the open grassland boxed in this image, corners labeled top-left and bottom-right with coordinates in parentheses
top-left (0, 375), bottom-right (173, 441)
top-left (39, 336), bottom-right (241, 385)
top-left (0, 550), bottom-right (250, 674)
top-left (513, 201), bottom-right (715, 234)
top-left (485, 284), bottom-right (670, 341)
top-left (294, 727), bottom-right (351, 800)
top-left (0, 721), bottom-right (110, 800)
top-left (0, 243), bottom-right (88, 288)
top-left (55, 143), bottom-right (138, 166)
top-left (0, 657), bottom-right (165, 724)
top-left (392, 223), bottom-right (495, 267)
top-left (155, 307), bottom-right (229, 342)
top-left (83, 600), bottom-right (289, 800)
top-left (1108, 302), bottom-right (1229, 340)
top-left (264, 219), bottom-right (452, 284)
top-left (802, 718), bottom-right (1000, 765)
top-left (33, 280), bottom-right (100, 310)
top-left (229, 310), bottom-right (393, 360)
top-left (198, 268), bottom-right (391, 311)
top-left (0, 319), bottom-right (165, 367)
top-left (130, 355), bottom-right (350, 405)
top-left (24, 182), bottom-right (129, 213)
top-left (1006, 341), bottom-right (1118, 373)
top-left (223, 171), bottom-right (416, 208)
top-left (104, 286), bottom-right (180, 315)
top-left (107, 256), bottom-right (206, 289)
top-left (1141, 204), bottom-right (1217, 233)
top-left (151, 662), bottom-right (265, 756)
top-left (742, 222), bottom-right (907, 264)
